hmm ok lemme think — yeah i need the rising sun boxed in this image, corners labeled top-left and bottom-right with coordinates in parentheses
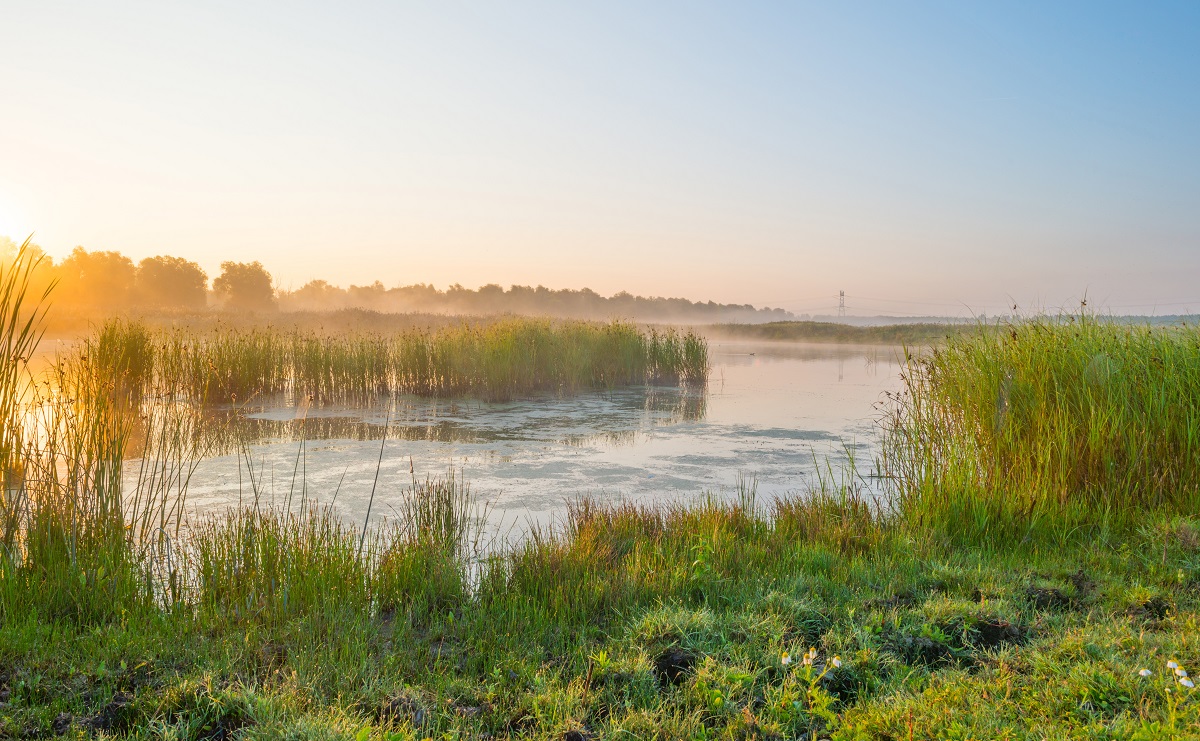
top-left (0, 199), bottom-right (28, 243)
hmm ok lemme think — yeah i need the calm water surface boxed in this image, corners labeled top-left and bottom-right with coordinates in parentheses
top-left (176, 342), bottom-right (904, 530)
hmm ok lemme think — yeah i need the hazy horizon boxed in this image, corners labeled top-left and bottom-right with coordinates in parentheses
top-left (3, 2), bottom-right (1198, 317)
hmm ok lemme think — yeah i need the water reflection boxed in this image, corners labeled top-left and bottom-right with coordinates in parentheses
top-left (164, 342), bottom-right (904, 530)
top-left (179, 384), bottom-right (709, 455)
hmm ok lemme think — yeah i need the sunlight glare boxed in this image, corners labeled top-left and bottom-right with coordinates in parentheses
top-left (0, 199), bottom-right (26, 243)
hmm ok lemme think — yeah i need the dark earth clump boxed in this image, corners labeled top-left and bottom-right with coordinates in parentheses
top-left (508, 710), bottom-right (535, 735)
top-left (1128, 596), bottom-right (1172, 621)
top-left (83, 691), bottom-right (134, 734)
top-left (197, 711), bottom-right (251, 741)
top-left (892, 633), bottom-right (960, 667)
top-left (1068, 570), bottom-right (1096, 598)
top-left (653, 646), bottom-right (698, 687)
top-left (972, 619), bottom-right (1027, 648)
top-left (819, 667), bottom-right (864, 705)
top-left (1025, 585), bottom-right (1071, 610)
top-left (51, 712), bottom-right (71, 736)
top-left (379, 695), bottom-right (427, 728)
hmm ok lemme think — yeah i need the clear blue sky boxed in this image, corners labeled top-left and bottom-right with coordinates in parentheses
top-left (2, 1), bottom-right (1197, 316)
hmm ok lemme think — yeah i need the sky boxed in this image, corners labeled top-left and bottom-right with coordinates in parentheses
top-left (1, 1), bottom-right (1198, 317)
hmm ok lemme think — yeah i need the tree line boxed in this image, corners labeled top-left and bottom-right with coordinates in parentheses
top-left (0, 237), bottom-right (791, 322)
top-left (0, 238), bottom-right (275, 312)
top-left (282, 280), bottom-right (791, 322)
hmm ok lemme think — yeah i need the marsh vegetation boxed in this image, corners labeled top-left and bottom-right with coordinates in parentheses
top-left (1, 243), bottom-right (1198, 739)
top-left (93, 316), bottom-right (709, 403)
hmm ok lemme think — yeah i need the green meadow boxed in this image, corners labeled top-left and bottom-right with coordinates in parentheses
top-left (2, 245), bottom-right (1199, 739)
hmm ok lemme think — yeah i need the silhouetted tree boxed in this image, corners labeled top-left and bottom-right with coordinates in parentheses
top-left (290, 279), bottom-right (349, 309)
top-left (213, 261), bottom-right (276, 311)
top-left (55, 247), bottom-right (136, 308)
top-left (348, 281), bottom-right (386, 306)
top-left (135, 255), bottom-right (208, 309)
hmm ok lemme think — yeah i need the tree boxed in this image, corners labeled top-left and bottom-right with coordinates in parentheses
top-left (282, 279), bottom-right (348, 311)
top-left (55, 247), bottom-right (136, 308)
top-left (135, 255), bottom-right (208, 309)
top-left (213, 261), bottom-right (276, 311)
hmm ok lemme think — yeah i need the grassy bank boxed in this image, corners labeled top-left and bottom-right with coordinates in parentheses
top-left (2, 490), bottom-right (1198, 739)
top-left (2, 245), bottom-right (1200, 739)
top-left (90, 316), bottom-right (709, 403)
top-left (705, 320), bottom-right (967, 346)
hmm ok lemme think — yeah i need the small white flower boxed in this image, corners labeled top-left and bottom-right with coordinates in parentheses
top-left (1139, 669), bottom-right (1152, 677)
top-left (1168, 660), bottom-right (1179, 670)
top-left (1175, 668), bottom-right (1188, 678)
top-left (1181, 678), bottom-right (1195, 689)
top-left (781, 652), bottom-right (791, 666)
top-left (831, 656), bottom-right (843, 668)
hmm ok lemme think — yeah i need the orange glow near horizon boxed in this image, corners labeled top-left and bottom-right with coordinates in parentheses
top-left (0, 201), bottom-right (25, 245)
top-left (1, 4), bottom-right (1198, 317)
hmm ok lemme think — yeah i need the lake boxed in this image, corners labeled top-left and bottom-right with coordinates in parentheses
top-left (172, 341), bottom-right (905, 533)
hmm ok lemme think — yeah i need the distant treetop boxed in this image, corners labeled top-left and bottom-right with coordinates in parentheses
top-left (278, 280), bottom-right (792, 323)
top-left (214, 261), bottom-right (276, 311)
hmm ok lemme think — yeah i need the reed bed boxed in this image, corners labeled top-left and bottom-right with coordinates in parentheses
top-left (95, 316), bottom-right (708, 403)
top-left (881, 312), bottom-right (1200, 539)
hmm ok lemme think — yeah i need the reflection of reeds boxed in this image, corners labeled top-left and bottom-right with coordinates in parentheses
top-left (645, 386), bottom-right (707, 423)
top-left (186, 383), bottom-right (711, 453)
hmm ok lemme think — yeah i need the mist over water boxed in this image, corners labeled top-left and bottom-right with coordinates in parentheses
top-left (169, 342), bottom-right (904, 533)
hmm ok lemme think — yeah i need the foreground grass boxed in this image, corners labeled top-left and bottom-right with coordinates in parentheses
top-left (2, 498), bottom-right (1198, 740)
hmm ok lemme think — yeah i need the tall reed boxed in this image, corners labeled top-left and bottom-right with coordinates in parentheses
top-left (190, 505), bottom-right (372, 627)
top-left (881, 313), bottom-right (1200, 539)
top-left (0, 245), bottom-right (206, 621)
top-left (92, 317), bottom-right (709, 403)
top-left (375, 470), bottom-right (479, 624)
top-left (0, 239), bottom-right (55, 560)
